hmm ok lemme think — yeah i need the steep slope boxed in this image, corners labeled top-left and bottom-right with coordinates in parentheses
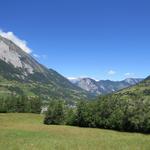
top-left (95, 76), bottom-right (150, 132)
top-left (115, 76), bottom-right (150, 97)
top-left (70, 77), bottom-right (143, 95)
top-left (0, 35), bottom-right (90, 101)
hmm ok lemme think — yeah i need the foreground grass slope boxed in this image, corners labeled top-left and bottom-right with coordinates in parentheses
top-left (0, 113), bottom-right (150, 150)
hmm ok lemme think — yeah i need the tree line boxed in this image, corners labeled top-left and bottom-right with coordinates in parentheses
top-left (0, 96), bottom-right (42, 113)
top-left (1, 92), bottom-right (150, 133)
top-left (44, 94), bottom-right (150, 133)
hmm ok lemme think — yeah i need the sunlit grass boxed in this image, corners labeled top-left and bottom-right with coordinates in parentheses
top-left (0, 113), bottom-right (150, 150)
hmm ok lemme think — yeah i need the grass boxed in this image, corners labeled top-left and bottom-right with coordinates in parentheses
top-left (0, 113), bottom-right (150, 150)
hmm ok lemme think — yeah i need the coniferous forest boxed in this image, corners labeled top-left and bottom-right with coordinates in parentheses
top-left (0, 96), bottom-right (42, 114)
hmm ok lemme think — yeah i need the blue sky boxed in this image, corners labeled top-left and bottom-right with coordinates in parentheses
top-left (0, 0), bottom-right (150, 80)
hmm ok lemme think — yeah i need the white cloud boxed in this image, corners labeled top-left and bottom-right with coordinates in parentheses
top-left (67, 77), bottom-right (78, 80)
top-left (124, 72), bottom-right (135, 77)
top-left (0, 30), bottom-right (32, 53)
top-left (33, 54), bottom-right (40, 58)
top-left (108, 70), bottom-right (116, 76)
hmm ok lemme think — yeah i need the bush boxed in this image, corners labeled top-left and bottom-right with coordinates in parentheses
top-left (44, 100), bottom-right (65, 125)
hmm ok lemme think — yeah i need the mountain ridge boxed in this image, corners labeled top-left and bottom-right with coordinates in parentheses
top-left (69, 77), bottom-right (143, 95)
top-left (0, 35), bottom-right (91, 102)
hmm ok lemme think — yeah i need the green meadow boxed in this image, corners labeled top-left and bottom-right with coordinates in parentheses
top-left (0, 113), bottom-right (150, 150)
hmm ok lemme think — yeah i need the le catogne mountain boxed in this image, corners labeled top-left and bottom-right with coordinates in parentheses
top-left (0, 35), bottom-right (90, 102)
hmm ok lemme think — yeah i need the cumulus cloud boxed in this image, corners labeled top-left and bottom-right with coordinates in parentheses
top-left (0, 30), bottom-right (32, 53)
top-left (108, 70), bottom-right (116, 76)
top-left (67, 77), bottom-right (78, 80)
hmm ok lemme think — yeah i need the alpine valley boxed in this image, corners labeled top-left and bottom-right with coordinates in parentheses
top-left (0, 34), bottom-right (146, 103)
top-left (0, 35), bottom-right (90, 102)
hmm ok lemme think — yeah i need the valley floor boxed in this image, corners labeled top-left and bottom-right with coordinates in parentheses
top-left (0, 113), bottom-right (150, 150)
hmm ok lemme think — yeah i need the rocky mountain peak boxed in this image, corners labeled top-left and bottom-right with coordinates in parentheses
top-left (69, 77), bottom-right (143, 95)
top-left (0, 35), bottom-right (47, 77)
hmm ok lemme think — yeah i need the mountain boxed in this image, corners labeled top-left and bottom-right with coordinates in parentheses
top-left (0, 35), bottom-right (90, 102)
top-left (95, 76), bottom-right (150, 132)
top-left (69, 77), bottom-right (143, 95)
top-left (70, 78), bottom-right (101, 94)
top-left (115, 76), bottom-right (150, 97)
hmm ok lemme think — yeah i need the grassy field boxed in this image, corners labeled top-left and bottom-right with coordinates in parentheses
top-left (0, 113), bottom-right (150, 150)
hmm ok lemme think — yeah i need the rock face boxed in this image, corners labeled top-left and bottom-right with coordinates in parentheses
top-left (0, 35), bottom-right (46, 78)
top-left (70, 77), bottom-right (143, 95)
top-left (0, 35), bottom-right (90, 101)
top-left (0, 40), bottom-right (23, 68)
top-left (70, 78), bottom-right (103, 95)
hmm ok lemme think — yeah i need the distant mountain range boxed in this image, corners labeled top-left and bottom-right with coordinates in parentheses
top-left (0, 35), bottom-right (90, 102)
top-left (115, 75), bottom-right (150, 97)
top-left (69, 77), bottom-right (143, 95)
